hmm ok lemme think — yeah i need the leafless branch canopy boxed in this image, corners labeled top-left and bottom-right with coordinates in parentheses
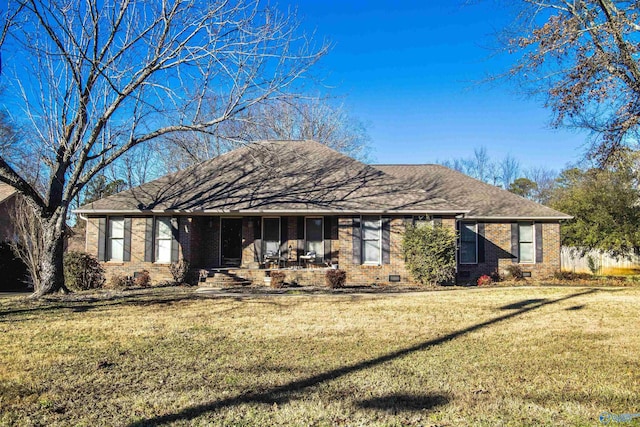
top-left (0, 0), bottom-right (328, 215)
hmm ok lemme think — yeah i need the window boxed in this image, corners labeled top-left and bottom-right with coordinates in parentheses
top-left (108, 217), bottom-right (124, 261)
top-left (362, 215), bottom-right (381, 264)
top-left (305, 217), bottom-right (323, 259)
top-left (155, 217), bottom-right (173, 263)
top-left (263, 217), bottom-right (280, 255)
top-left (413, 215), bottom-right (430, 228)
top-left (519, 222), bottom-right (535, 263)
top-left (460, 222), bottom-right (477, 264)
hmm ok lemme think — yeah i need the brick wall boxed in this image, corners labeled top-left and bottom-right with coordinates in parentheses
top-left (458, 221), bottom-right (561, 283)
top-left (338, 216), bottom-right (417, 285)
top-left (85, 216), bottom-right (175, 283)
top-left (84, 215), bottom-right (563, 286)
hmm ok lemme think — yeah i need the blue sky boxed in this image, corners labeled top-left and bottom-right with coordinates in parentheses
top-left (278, 1), bottom-right (588, 171)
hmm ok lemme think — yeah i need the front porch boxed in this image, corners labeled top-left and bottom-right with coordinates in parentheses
top-left (186, 215), bottom-right (339, 270)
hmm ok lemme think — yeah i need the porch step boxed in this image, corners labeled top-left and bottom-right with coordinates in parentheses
top-left (201, 270), bottom-right (252, 287)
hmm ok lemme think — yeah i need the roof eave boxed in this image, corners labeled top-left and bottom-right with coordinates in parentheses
top-left (464, 215), bottom-right (573, 221)
top-left (74, 208), bottom-right (471, 216)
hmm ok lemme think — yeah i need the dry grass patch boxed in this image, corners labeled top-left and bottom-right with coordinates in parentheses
top-left (0, 286), bottom-right (639, 426)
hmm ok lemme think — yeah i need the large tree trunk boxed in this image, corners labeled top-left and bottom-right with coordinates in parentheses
top-left (32, 212), bottom-right (69, 297)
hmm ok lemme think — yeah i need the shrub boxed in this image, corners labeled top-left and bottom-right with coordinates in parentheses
top-left (325, 269), bottom-right (346, 288)
top-left (477, 275), bottom-right (493, 286)
top-left (402, 224), bottom-right (457, 286)
top-left (63, 251), bottom-right (105, 291)
top-left (503, 264), bottom-right (524, 280)
top-left (134, 270), bottom-right (151, 287)
top-left (107, 273), bottom-right (133, 289)
top-left (270, 271), bottom-right (286, 288)
top-left (169, 259), bottom-right (190, 284)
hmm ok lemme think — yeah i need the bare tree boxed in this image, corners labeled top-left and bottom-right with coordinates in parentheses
top-left (0, 0), bottom-right (328, 296)
top-left (161, 96), bottom-right (370, 171)
top-left (524, 167), bottom-right (558, 204)
top-left (9, 198), bottom-right (47, 293)
top-left (499, 154), bottom-right (520, 189)
top-left (504, 0), bottom-right (640, 163)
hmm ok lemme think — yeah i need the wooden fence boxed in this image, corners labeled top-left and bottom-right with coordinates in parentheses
top-left (561, 246), bottom-right (640, 275)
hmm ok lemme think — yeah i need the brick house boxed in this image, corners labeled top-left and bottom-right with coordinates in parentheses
top-left (75, 140), bottom-right (570, 285)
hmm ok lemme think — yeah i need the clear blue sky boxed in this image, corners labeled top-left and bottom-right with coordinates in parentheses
top-left (278, 1), bottom-right (588, 171)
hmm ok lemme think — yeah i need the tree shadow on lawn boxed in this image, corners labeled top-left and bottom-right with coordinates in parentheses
top-left (0, 290), bottom-right (288, 319)
top-left (356, 393), bottom-right (450, 413)
top-left (127, 288), bottom-right (599, 426)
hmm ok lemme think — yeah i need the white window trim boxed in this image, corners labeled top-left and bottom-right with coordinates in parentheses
top-left (108, 217), bottom-right (125, 262)
top-left (361, 215), bottom-right (382, 265)
top-left (519, 222), bottom-right (536, 264)
top-left (460, 221), bottom-right (478, 265)
top-left (155, 216), bottom-right (173, 264)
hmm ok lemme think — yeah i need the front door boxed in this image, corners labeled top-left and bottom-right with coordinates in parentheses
top-left (221, 218), bottom-right (242, 266)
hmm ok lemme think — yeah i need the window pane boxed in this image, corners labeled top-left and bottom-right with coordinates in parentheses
top-left (157, 239), bottom-right (172, 263)
top-left (362, 216), bottom-right (380, 240)
top-left (157, 217), bottom-right (172, 239)
top-left (110, 218), bottom-right (124, 238)
top-left (264, 240), bottom-right (279, 255)
top-left (110, 238), bottom-right (124, 261)
top-left (460, 242), bottom-right (476, 264)
top-left (306, 218), bottom-right (323, 242)
top-left (520, 242), bottom-right (534, 263)
top-left (519, 223), bottom-right (533, 243)
top-left (263, 218), bottom-right (280, 242)
top-left (363, 240), bottom-right (380, 263)
top-left (461, 223), bottom-right (476, 242)
top-left (305, 240), bottom-right (323, 257)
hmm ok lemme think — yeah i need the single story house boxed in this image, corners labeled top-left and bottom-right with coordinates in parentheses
top-left (75, 140), bottom-right (570, 285)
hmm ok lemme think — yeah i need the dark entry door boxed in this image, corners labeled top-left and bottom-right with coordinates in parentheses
top-left (221, 218), bottom-right (243, 266)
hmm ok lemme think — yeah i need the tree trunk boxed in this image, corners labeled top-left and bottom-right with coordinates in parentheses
top-left (31, 213), bottom-right (69, 297)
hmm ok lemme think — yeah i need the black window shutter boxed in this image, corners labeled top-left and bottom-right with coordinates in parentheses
top-left (535, 223), bottom-right (544, 263)
top-left (511, 223), bottom-right (519, 263)
top-left (382, 216), bottom-right (391, 264)
top-left (477, 223), bottom-right (485, 263)
top-left (144, 217), bottom-right (154, 262)
top-left (123, 217), bottom-right (132, 262)
top-left (97, 217), bottom-right (107, 261)
top-left (352, 217), bottom-right (361, 264)
top-left (170, 217), bottom-right (180, 262)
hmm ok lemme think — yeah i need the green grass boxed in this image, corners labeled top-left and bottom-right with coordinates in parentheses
top-left (0, 286), bottom-right (639, 426)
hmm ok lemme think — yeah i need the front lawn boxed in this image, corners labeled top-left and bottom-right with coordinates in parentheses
top-left (0, 286), bottom-right (638, 426)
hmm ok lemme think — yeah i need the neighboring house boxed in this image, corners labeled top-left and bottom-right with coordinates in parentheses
top-left (0, 182), bottom-right (19, 241)
top-left (75, 140), bottom-right (571, 285)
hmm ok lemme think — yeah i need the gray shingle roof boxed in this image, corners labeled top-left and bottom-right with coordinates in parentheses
top-left (0, 182), bottom-right (17, 204)
top-left (374, 164), bottom-right (571, 220)
top-left (77, 140), bottom-right (465, 214)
